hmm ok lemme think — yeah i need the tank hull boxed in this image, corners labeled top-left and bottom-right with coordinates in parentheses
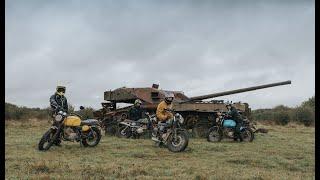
top-left (95, 81), bottom-right (290, 137)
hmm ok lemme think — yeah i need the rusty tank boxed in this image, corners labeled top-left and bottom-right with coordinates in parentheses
top-left (94, 80), bottom-right (291, 137)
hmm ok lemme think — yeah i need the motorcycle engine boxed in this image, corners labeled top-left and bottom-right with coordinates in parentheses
top-left (224, 128), bottom-right (234, 137)
top-left (161, 132), bottom-right (170, 141)
top-left (136, 127), bottom-right (144, 134)
top-left (64, 127), bottom-right (78, 141)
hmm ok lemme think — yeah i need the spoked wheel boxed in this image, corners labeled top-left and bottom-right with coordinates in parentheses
top-left (241, 128), bottom-right (254, 142)
top-left (167, 131), bottom-right (189, 152)
top-left (38, 129), bottom-right (56, 151)
top-left (207, 127), bottom-right (222, 142)
top-left (116, 126), bottom-right (132, 138)
top-left (82, 127), bottom-right (102, 147)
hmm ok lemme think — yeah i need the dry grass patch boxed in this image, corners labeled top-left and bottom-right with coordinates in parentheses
top-left (5, 120), bottom-right (314, 179)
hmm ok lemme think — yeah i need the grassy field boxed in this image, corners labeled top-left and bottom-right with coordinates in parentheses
top-left (5, 120), bottom-right (314, 180)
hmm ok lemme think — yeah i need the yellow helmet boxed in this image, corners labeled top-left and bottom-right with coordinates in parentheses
top-left (56, 86), bottom-right (66, 96)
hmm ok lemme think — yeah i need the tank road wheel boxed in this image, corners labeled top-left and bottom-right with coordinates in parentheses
top-left (105, 124), bottom-right (117, 136)
top-left (192, 124), bottom-right (209, 138)
top-left (120, 113), bottom-right (128, 120)
top-left (185, 115), bottom-right (198, 129)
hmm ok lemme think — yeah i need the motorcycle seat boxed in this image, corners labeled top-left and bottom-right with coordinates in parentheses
top-left (81, 119), bottom-right (99, 126)
top-left (158, 122), bottom-right (168, 127)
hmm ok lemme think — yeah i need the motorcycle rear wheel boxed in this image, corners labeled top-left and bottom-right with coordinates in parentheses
top-left (38, 129), bottom-right (56, 151)
top-left (82, 127), bottom-right (102, 147)
top-left (167, 131), bottom-right (189, 152)
top-left (241, 128), bottom-right (254, 142)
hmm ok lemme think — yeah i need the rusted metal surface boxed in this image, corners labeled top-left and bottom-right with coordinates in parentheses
top-left (104, 87), bottom-right (188, 104)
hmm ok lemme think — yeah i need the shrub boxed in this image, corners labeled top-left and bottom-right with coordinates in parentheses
top-left (294, 107), bottom-right (314, 126)
top-left (76, 107), bottom-right (95, 119)
top-left (273, 111), bottom-right (290, 125)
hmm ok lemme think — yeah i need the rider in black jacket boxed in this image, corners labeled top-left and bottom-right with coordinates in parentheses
top-left (226, 103), bottom-right (243, 141)
top-left (50, 86), bottom-right (68, 114)
top-left (49, 86), bottom-right (68, 146)
top-left (128, 99), bottom-right (143, 121)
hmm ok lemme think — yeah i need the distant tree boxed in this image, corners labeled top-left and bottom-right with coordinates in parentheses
top-left (294, 107), bottom-right (314, 126)
top-left (301, 96), bottom-right (315, 109)
top-left (76, 107), bottom-right (96, 119)
top-left (273, 111), bottom-right (290, 125)
top-left (274, 105), bottom-right (290, 111)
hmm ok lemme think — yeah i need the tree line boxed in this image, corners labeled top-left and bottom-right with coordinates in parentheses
top-left (5, 96), bottom-right (315, 126)
top-left (5, 103), bottom-right (95, 121)
top-left (251, 96), bottom-right (315, 126)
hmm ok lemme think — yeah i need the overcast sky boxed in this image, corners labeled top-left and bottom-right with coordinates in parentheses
top-left (5, 0), bottom-right (314, 110)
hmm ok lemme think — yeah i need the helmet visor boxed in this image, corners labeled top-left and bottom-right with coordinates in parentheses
top-left (166, 97), bottom-right (173, 102)
top-left (57, 87), bottom-right (65, 93)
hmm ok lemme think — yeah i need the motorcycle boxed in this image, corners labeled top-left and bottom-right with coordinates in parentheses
top-left (116, 113), bottom-right (156, 139)
top-left (38, 106), bottom-right (102, 151)
top-left (151, 109), bottom-right (189, 152)
top-left (207, 112), bottom-right (254, 142)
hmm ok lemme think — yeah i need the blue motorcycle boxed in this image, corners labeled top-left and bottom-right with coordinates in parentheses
top-left (207, 113), bottom-right (254, 142)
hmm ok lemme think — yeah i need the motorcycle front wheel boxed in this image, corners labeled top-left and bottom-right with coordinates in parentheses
top-left (207, 127), bottom-right (222, 142)
top-left (167, 131), bottom-right (189, 152)
top-left (38, 129), bottom-right (56, 151)
top-left (82, 127), bottom-right (102, 147)
top-left (116, 125), bottom-right (132, 138)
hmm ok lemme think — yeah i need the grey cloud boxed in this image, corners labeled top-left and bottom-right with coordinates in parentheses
top-left (5, 0), bottom-right (314, 109)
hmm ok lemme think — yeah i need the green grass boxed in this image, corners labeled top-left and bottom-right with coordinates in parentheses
top-left (5, 120), bottom-right (315, 179)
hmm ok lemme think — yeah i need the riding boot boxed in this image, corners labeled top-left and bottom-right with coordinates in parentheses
top-left (239, 134), bottom-right (243, 142)
top-left (54, 139), bottom-right (62, 146)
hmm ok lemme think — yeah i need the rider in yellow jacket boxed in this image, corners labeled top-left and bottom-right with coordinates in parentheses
top-left (156, 92), bottom-right (174, 122)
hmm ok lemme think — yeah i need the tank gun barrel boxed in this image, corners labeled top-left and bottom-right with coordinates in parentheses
top-left (188, 80), bottom-right (291, 101)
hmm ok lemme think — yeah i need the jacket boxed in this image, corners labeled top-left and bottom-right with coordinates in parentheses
top-left (226, 106), bottom-right (242, 123)
top-left (128, 106), bottom-right (143, 121)
top-left (156, 100), bottom-right (173, 122)
top-left (50, 93), bottom-right (68, 113)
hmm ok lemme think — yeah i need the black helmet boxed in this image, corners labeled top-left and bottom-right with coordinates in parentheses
top-left (225, 102), bottom-right (232, 107)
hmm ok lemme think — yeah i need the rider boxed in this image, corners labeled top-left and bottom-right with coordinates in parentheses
top-left (225, 103), bottom-right (243, 141)
top-left (49, 85), bottom-right (69, 146)
top-left (128, 99), bottom-right (146, 122)
top-left (156, 92), bottom-right (174, 122)
top-left (155, 92), bottom-right (174, 136)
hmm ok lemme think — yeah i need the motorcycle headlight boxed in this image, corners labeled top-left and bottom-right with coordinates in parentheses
top-left (55, 114), bottom-right (63, 122)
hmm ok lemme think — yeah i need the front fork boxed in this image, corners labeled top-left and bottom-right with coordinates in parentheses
top-left (49, 124), bottom-right (62, 144)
